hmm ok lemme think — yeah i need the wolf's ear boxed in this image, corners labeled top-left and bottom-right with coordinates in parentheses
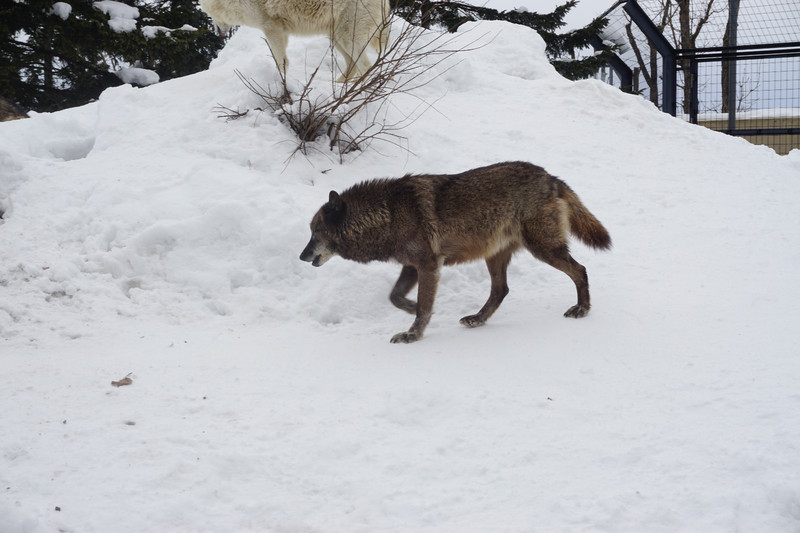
top-left (328, 190), bottom-right (343, 209)
top-left (323, 190), bottom-right (346, 224)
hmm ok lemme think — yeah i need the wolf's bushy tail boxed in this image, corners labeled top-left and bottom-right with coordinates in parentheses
top-left (559, 183), bottom-right (612, 250)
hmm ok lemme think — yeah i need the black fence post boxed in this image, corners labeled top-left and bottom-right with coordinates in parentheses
top-left (727, 0), bottom-right (739, 132)
top-left (689, 59), bottom-right (699, 123)
top-left (590, 36), bottom-right (634, 93)
top-left (623, 0), bottom-right (677, 115)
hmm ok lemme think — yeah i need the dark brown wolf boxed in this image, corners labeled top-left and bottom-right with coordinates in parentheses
top-left (300, 161), bottom-right (611, 343)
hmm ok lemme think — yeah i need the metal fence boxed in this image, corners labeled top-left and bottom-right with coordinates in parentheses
top-left (597, 0), bottom-right (800, 155)
top-left (684, 42), bottom-right (800, 155)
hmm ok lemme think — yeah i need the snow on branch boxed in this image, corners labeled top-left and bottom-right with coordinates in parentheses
top-left (50, 2), bottom-right (72, 20)
top-left (93, 0), bottom-right (139, 33)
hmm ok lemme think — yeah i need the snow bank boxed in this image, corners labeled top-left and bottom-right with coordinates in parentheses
top-left (1, 20), bottom-right (799, 533)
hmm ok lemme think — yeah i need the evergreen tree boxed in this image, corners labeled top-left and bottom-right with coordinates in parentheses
top-left (112, 0), bottom-right (226, 81)
top-left (390, 0), bottom-right (613, 81)
top-left (1, 0), bottom-right (117, 111)
top-left (0, 0), bottom-right (224, 113)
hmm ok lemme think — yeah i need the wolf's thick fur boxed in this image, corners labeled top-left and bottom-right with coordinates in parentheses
top-left (199, 0), bottom-right (389, 81)
top-left (300, 161), bottom-right (612, 343)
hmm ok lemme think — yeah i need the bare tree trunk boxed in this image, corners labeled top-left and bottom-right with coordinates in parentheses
top-left (626, 21), bottom-right (659, 105)
top-left (721, 18), bottom-right (730, 113)
top-left (674, 0), bottom-right (719, 113)
top-left (676, 0), bottom-right (692, 113)
top-left (623, 0), bottom-right (721, 112)
top-left (43, 25), bottom-right (54, 92)
top-left (624, 1), bottom-right (676, 108)
top-left (648, 42), bottom-right (659, 105)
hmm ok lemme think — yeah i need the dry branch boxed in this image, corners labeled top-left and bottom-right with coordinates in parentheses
top-left (219, 17), bottom-right (489, 161)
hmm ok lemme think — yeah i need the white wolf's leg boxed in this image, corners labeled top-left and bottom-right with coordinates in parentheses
top-left (334, 39), bottom-right (374, 81)
top-left (332, 2), bottom-right (380, 81)
top-left (333, 44), bottom-right (356, 82)
top-left (370, 0), bottom-right (391, 57)
top-left (261, 22), bottom-right (289, 74)
top-left (332, 37), bottom-right (371, 82)
top-left (370, 23), bottom-right (389, 57)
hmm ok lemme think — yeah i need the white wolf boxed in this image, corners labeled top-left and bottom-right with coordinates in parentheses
top-left (200, 0), bottom-right (390, 82)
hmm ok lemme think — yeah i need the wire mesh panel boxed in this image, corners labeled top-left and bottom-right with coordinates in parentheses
top-left (597, 0), bottom-right (800, 155)
top-left (737, 0), bottom-right (800, 46)
top-left (695, 0), bottom-right (800, 155)
top-left (695, 53), bottom-right (800, 155)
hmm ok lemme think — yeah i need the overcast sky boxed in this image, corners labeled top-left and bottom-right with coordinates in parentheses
top-left (481, 0), bottom-right (607, 29)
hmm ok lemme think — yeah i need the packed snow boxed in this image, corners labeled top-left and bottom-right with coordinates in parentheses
top-left (2, 19), bottom-right (800, 533)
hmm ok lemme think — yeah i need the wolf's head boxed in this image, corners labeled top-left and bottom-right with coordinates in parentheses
top-left (300, 191), bottom-right (346, 267)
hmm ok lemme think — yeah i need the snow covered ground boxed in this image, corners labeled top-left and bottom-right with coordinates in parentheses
top-left (2, 20), bottom-right (800, 533)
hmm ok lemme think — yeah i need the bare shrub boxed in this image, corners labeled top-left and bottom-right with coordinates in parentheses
top-left (217, 17), bottom-right (488, 162)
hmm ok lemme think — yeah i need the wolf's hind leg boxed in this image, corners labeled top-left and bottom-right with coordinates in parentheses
top-left (460, 247), bottom-right (513, 328)
top-left (333, 22), bottom-right (373, 82)
top-left (526, 240), bottom-right (591, 318)
top-left (390, 265), bottom-right (417, 314)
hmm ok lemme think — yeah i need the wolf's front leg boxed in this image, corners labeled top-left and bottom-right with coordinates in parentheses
top-left (389, 265), bottom-right (418, 314)
top-left (262, 24), bottom-right (289, 75)
top-left (390, 263), bottom-right (440, 343)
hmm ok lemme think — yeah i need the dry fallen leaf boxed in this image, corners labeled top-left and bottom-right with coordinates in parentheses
top-left (111, 374), bottom-right (133, 387)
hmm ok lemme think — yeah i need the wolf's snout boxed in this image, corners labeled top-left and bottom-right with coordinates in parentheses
top-left (300, 252), bottom-right (322, 267)
top-left (299, 249), bottom-right (314, 263)
top-left (300, 252), bottom-right (323, 267)
top-left (300, 239), bottom-right (318, 265)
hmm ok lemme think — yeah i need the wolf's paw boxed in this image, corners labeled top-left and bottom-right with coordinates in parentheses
top-left (564, 305), bottom-right (590, 318)
top-left (390, 330), bottom-right (421, 344)
top-left (459, 315), bottom-right (486, 328)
